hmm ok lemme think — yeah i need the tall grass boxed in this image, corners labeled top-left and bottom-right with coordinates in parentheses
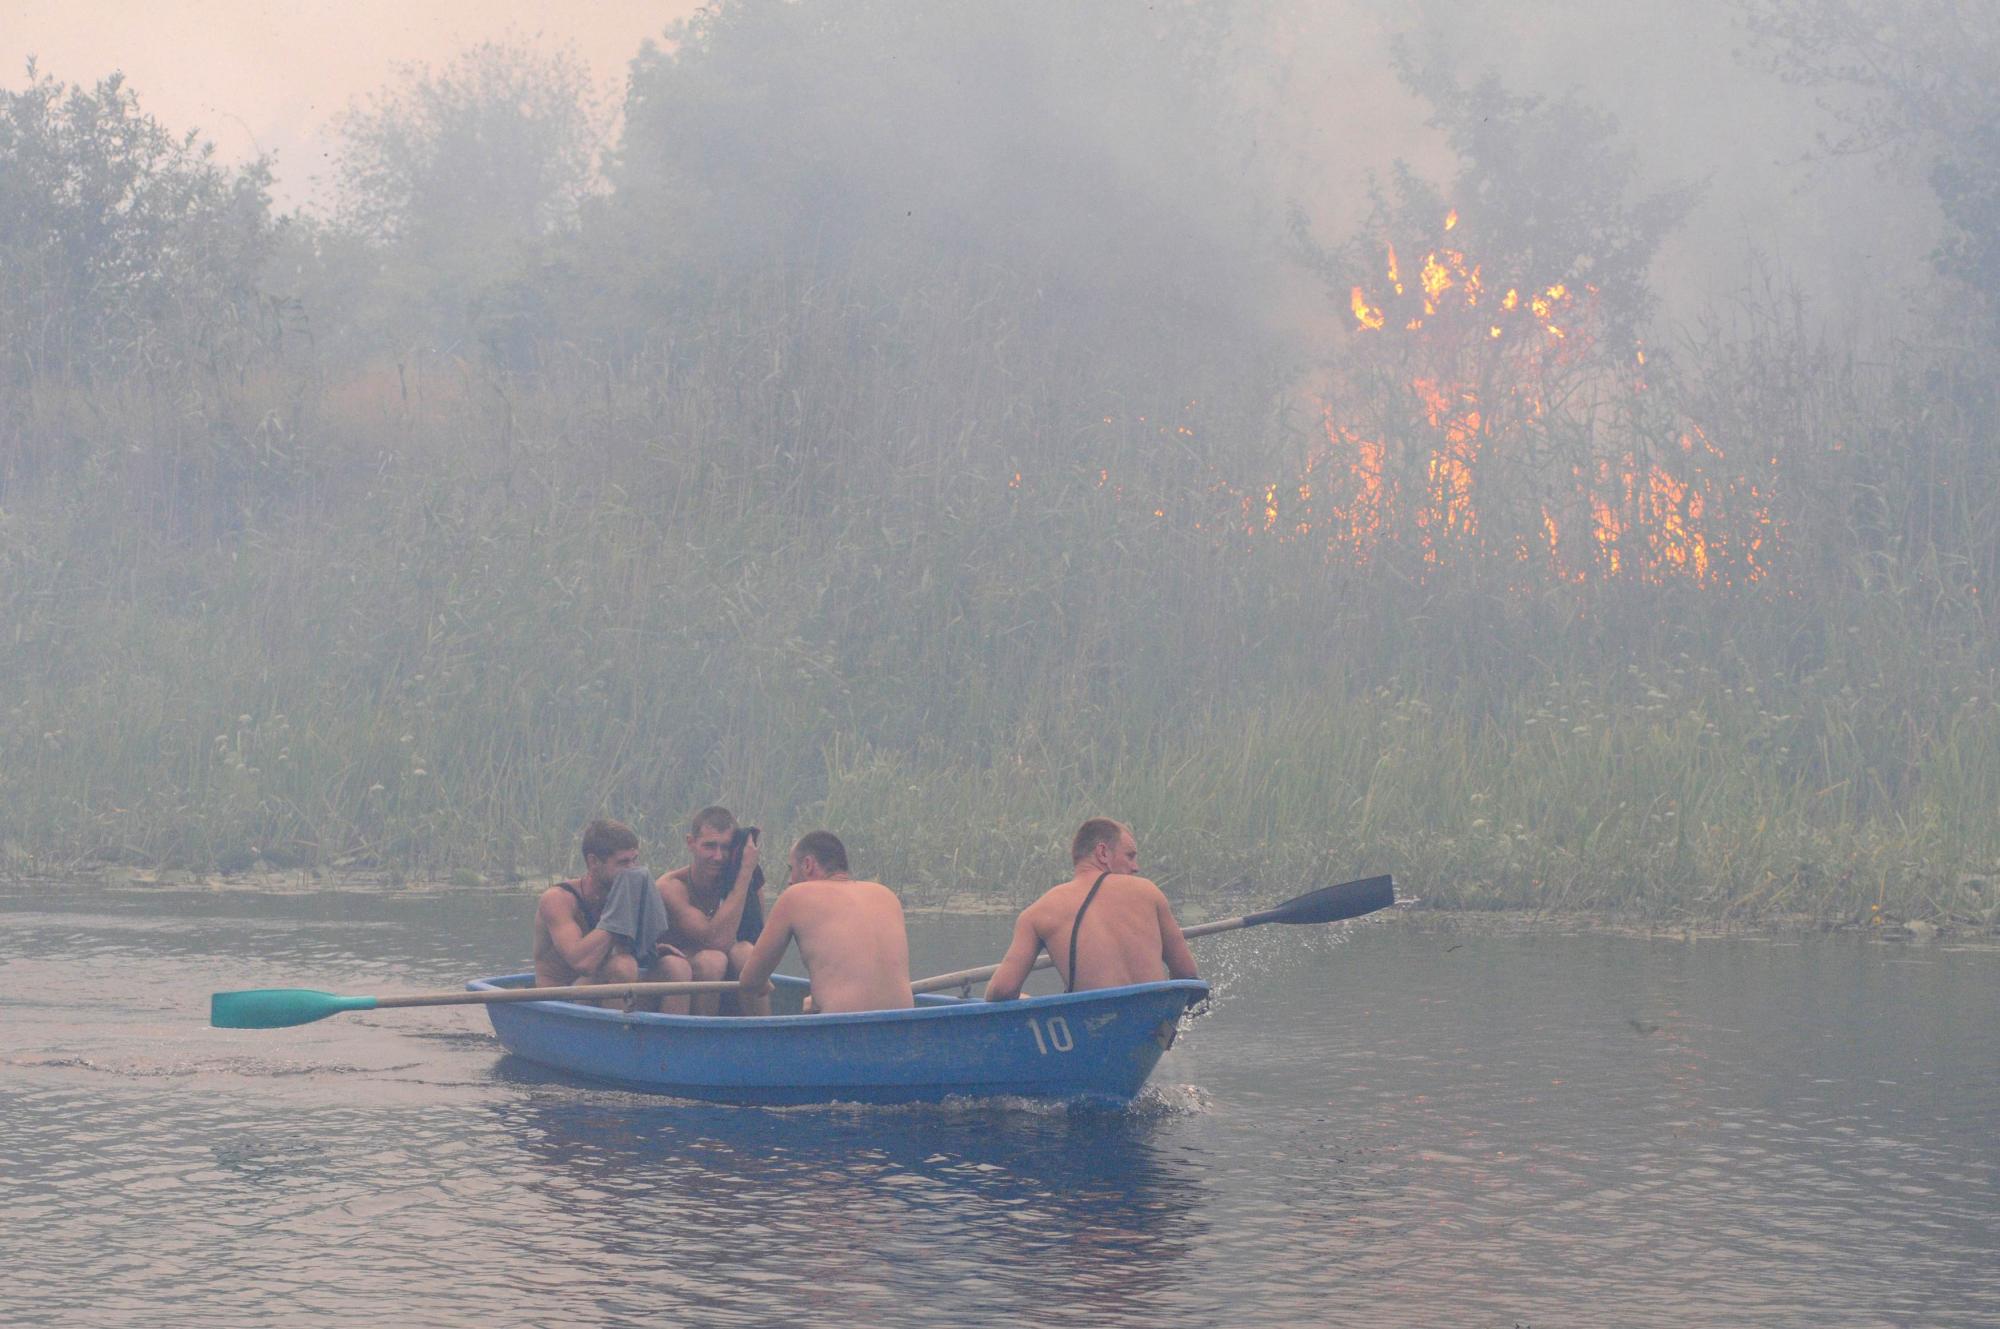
top-left (2, 270), bottom-right (1997, 928)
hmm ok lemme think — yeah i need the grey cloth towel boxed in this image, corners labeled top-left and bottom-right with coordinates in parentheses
top-left (596, 867), bottom-right (674, 963)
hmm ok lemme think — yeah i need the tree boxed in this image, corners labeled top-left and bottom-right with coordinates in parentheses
top-left (0, 61), bottom-right (275, 385)
top-left (592, 0), bottom-right (1274, 356)
top-left (1307, 38), bottom-right (1699, 348)
top-left (1287, 44), bottom-right (1755, 591)
top-left (1735, 0), bottom-right (2000, 330)
top-left (330, 40), bottom-right (601, 360)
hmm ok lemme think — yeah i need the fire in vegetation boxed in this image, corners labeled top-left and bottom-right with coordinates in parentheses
top-left (1290, 209), bottom-right (1778, 586)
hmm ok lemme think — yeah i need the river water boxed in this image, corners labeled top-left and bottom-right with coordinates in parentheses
top-left (1, 883), bottom-right (1995, 1328)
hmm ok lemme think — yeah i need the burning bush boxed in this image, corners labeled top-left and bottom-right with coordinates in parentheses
top-left (1293, 208), bottom-right (1779, 588)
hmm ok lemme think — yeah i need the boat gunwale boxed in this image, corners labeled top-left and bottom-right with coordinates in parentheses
top-left (466, 972), bottom-right (1209, 1030)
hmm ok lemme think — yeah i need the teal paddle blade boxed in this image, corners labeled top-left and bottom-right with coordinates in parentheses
top-left (210, 988), bottom-right (378, 1029)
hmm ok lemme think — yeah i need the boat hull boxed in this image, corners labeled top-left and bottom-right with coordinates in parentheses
top-left (467, 973), bottom-right (1207, 1105)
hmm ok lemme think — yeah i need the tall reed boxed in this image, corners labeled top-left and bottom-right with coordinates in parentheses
top-left (2, 270), bottom-right (1996, 928)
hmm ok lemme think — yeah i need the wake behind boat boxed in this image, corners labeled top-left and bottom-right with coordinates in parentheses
top-left (468, 971), bottom-right (1209, 1106)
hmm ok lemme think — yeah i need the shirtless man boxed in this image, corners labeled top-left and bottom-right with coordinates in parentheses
top-left (533, 819), bottom-right (695, 1011)
top-left (984, 818), bottom-right (1198, 1000)
top-left (656, 805), bottom-right (768, 1016)
top-left (738, 831), bottom-right (914, 1015)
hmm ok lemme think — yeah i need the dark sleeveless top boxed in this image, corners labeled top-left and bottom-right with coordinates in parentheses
top-left (556, 880), bottom-right (598, 931)
top-left (1065, 871), bottom-right (1113, 994)
top-left (701, 831), bottom-right (765, 943)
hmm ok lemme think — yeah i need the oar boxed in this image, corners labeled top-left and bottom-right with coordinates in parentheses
top-left (910, 873), bottom-right (1395, 996)
top-left (210, 979), bottom-right (741, 1029)
top-left (211, 874), bottom-right (1396, 1025)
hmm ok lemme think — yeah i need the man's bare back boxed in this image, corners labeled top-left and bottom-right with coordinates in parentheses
top-left (738, 834), bottom-right (913, 1015)
top-left (985, 820), bottom-right (1198, 1000)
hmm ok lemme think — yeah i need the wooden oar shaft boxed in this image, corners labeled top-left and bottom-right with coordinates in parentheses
top-left (910, 911), bottom-right (1254, 995)
top-left (377, 979), bottom-right (740, 1010)
top-left (1183, 913), bottom-right (1256, 942)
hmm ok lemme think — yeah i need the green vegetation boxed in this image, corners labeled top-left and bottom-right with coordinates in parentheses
top-left (3, 2), bottom-right (1997, 928)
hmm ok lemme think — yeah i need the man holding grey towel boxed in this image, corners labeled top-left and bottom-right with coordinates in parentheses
top-left (534, 819), bottom-right (694, 1011)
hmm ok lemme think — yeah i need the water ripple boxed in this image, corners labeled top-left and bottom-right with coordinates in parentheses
top-left (1, 893), bottom-right (1996, 1327)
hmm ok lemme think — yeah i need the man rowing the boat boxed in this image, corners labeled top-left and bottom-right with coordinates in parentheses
top-left (984, 818), bottom-right (1198, 1000)
top-left (534, 819), bottom-right (694, 1011)
top-left (738, 831), bottom-right (915, 1015)
top-left (656, 805), bottom-right (769, 1016)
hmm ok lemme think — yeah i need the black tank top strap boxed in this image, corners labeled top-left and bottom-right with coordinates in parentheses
top-left (557, 880), bottom-right (598, 932)
top-left (1065, 871), bottom-right (1113, 994)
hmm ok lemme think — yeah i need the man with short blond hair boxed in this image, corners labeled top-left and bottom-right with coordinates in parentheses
top-left (656, 805), bottom-right (767, 1016)
top-left (534, 819), bottom-right (694, 1011)
top-left (1070, 816), bottom-right (1127, 866)
top-left (985, 819), bottom-right (1197, 1001)
top-left (738, 831), bottom-right (914, 1015)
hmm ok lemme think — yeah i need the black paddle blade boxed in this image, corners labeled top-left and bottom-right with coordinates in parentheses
top-left (1259, 874), bottom-right (1394, 927)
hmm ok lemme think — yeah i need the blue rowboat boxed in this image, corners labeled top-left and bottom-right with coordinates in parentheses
top-left (466, 972), bottom-right (1207, 1106)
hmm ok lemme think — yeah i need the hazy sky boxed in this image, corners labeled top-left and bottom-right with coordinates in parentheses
top-left (3, 0), bottom-right (1939, 335)
top-left (6, 1), bottom-right (701, 207)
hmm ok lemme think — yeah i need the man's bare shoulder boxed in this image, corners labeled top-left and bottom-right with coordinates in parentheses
top-left (769, 878), bottom-right (830, 912)
top-left (1114, 872), bottom-right (1167, 899)
top-left (849, 878), bottom-right (900, 902)
top-left (1041, 872), bottom-right (1161, 901)
top-left (784, 878), bottom-right (902, 915)
top-left (536, 882), bottom-right (577, 920)
top-left (1019, 880), bottom-right (1079, 926)
top-left (1027, 873), bottom-right (1164, 928)
top-left (656, 867), bottom-right (692, 891)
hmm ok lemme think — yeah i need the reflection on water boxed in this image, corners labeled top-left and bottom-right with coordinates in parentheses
top-left (494, 1089), bottom-right (1206, 1324)
top-left (1, 883), bottom-right (1997, 1328)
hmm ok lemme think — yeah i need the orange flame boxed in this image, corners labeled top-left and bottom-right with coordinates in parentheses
top-left (1351, 286), bottom-right (1385, 331)
top-left (1063, 210), bottom-right (1776, 593)
top-left (1314, 209), bottom-right (1776, 586)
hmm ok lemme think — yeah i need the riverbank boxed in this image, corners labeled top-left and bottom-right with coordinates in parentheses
top-left (14, 867), bottom-right (1996, 944)
top-left (6, 286), bottom-right (1999, 931)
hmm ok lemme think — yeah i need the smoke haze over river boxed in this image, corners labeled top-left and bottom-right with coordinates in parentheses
top-left (4, 3), bottom-right (1998, 916)
top-left (3, 1), bottom-right (1944, 333)
top-left (5, 8), bottom-right (2000, 1322)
